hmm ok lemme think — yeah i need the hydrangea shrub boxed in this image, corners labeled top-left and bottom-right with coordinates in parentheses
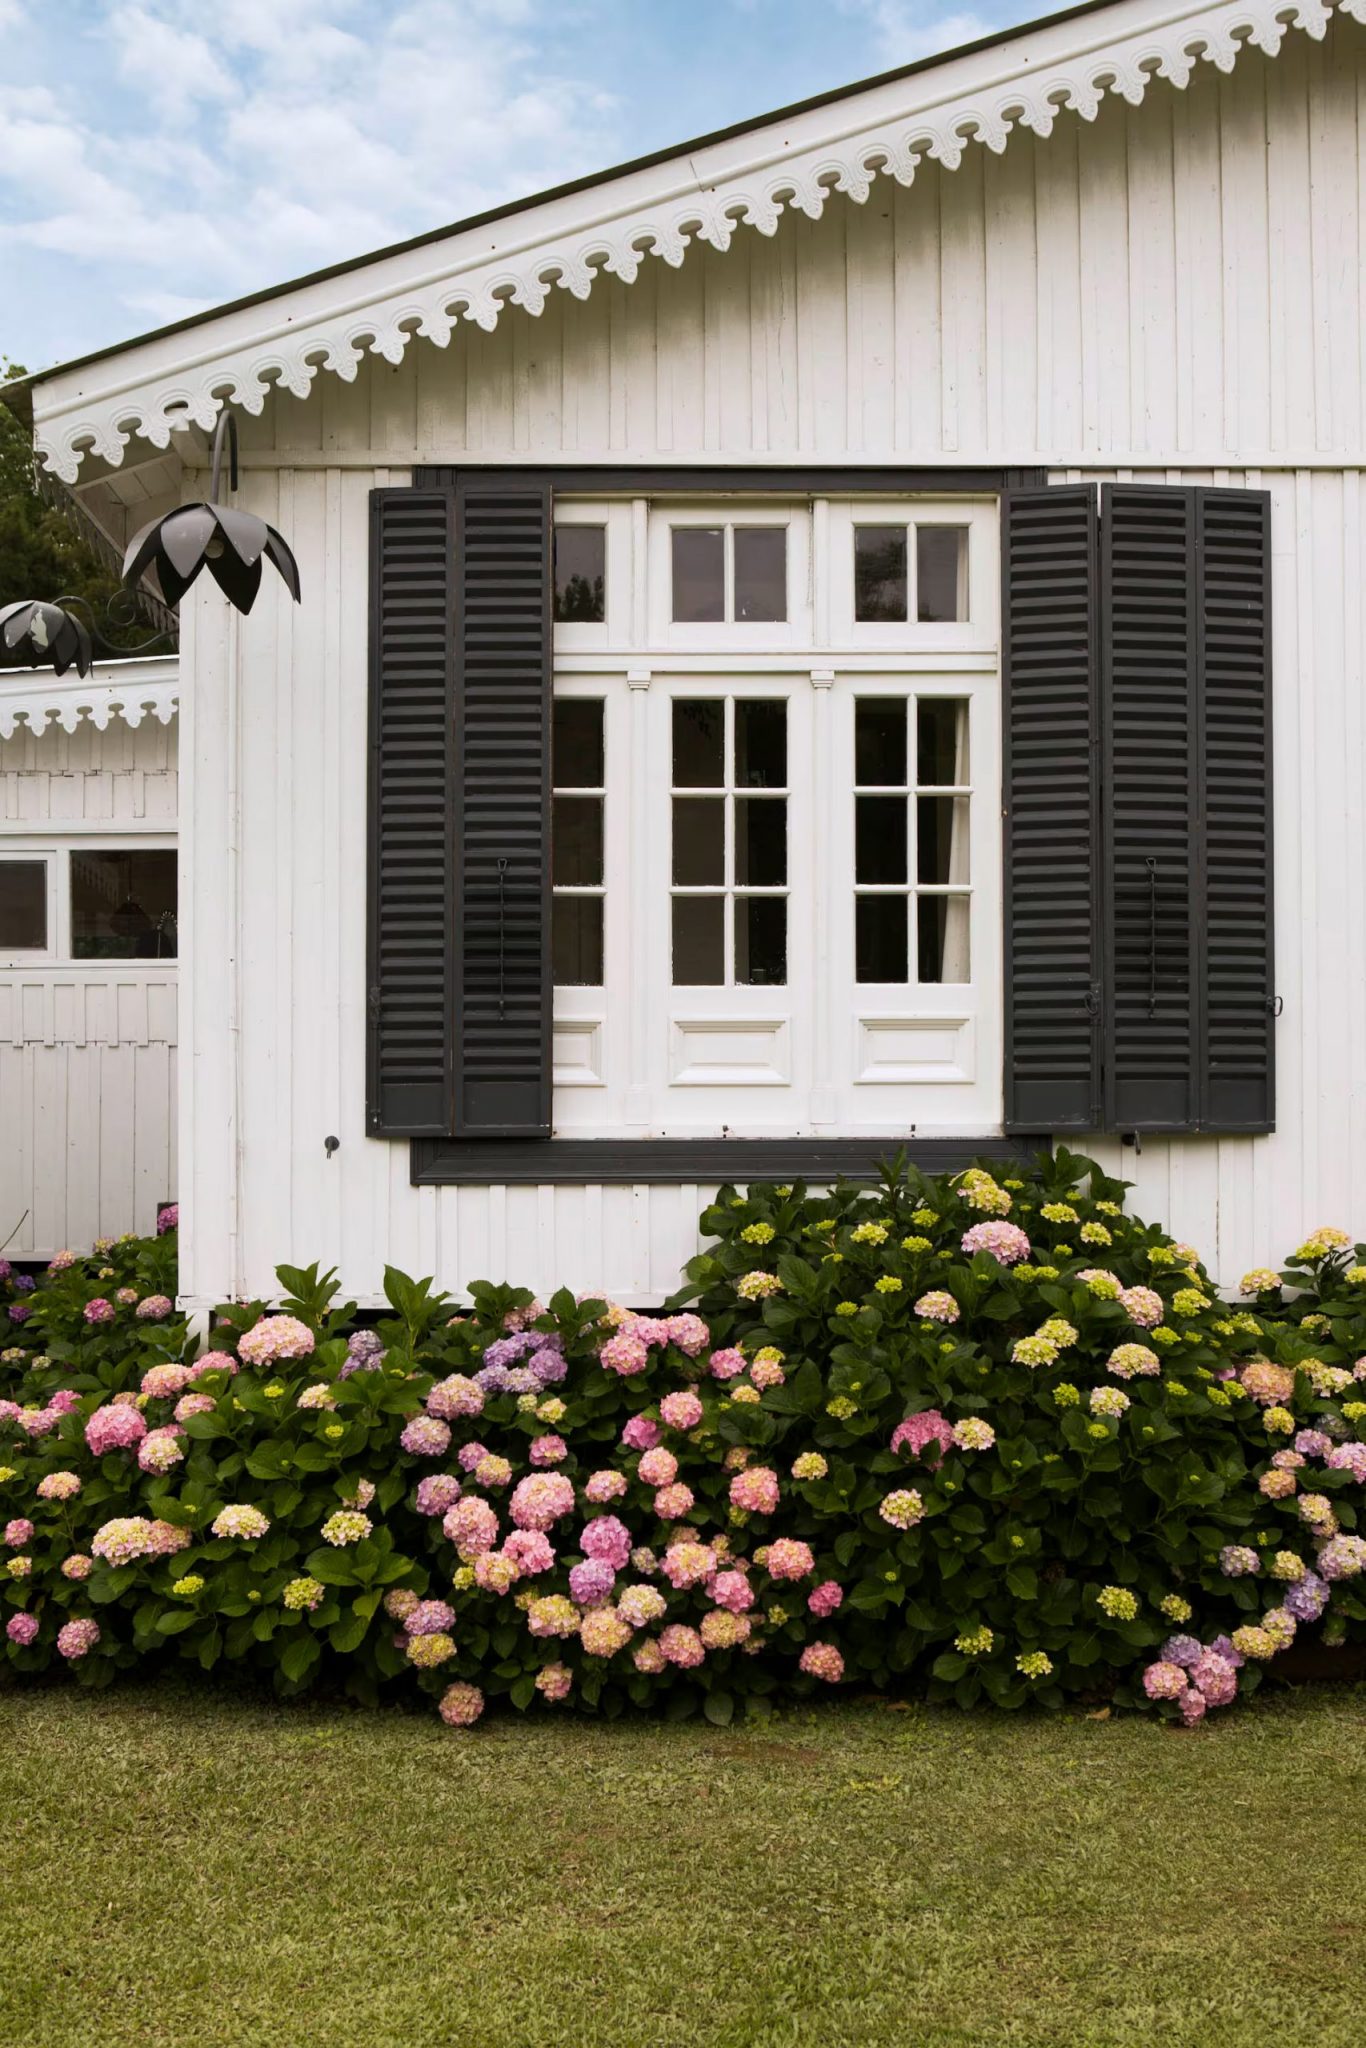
top-left (3, 1151), bottom-right (1365, 1730)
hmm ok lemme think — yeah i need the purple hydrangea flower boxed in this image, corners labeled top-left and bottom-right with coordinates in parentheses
top-left (530, 1347), bottom-right (568, 1385)
top-left (568, 1557), bottom-right (617, 1607)
top-left (1284, 1571), bottom-right (1330, 1621)
top-left (1160, 1634), bottom-right (1202, 1669)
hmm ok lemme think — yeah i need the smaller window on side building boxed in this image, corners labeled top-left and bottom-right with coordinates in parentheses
top-left (0, 859), bottom-right (48, 950)
top-left (71, 849), bottom-right (178, 959)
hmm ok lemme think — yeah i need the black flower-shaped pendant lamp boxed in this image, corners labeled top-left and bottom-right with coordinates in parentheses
top-left (122, 409), bottom-right (301, 613)
top-left (0, 598), bottom-right (94, 677)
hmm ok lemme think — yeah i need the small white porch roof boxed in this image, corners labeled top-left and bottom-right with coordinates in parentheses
top-left (0, 655), bottom-right (179, 741)
top-left (8, 0), bottom-right (1357, 489)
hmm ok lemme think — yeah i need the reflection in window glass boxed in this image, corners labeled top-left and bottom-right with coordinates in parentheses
top-left (918, 895), bottom-right (971, 983)
top-left (0, 860), bottom-right (47, 949)
top-left (71, 850), bottom-right (177, 959)
top-left (733, 527), bottom-right (787, 622)
top-left (672, 699), bottom-right (724, 787)
top-left (916, 526), bottom-right (969, 623)
top-left (552, 699), bottom-right (604, 986)
top-left (671, 527), bottom-right (725, 622)
top-left (854, 699), bottom-right (907, 786)
top-left (854, 526), bottom-right (908, 622)
top-left (552, 699), bottom-right (604, 787)
top-left (917, 699), bottom-right (969, 786)
top-left (553, 526), bottom-right (606, 623)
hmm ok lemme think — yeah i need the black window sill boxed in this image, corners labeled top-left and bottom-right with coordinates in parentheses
top-left (410, 1134), bottom-right (1050, 1186)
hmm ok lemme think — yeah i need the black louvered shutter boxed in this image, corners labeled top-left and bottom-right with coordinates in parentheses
top-left (1100, 484), bottom-right (1274, 1132)
top-left (1002, 485), bottom-right (1103, 1129)
top-left (452, 479), bottom-right (553, 1135)
top-left (366, 487), bottom-right (455, 1136)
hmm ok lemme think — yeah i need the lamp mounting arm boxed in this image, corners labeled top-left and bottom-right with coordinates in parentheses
top-left (209, 410), bottom-right (239, 503)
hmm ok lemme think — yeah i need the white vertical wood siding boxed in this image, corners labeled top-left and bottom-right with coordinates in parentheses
top-left (183, 18), bottom-right (1366, 1305)
top-left (0, 718), bottom-right (178, 1255)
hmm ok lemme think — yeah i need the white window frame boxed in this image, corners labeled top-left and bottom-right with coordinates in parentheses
top-left (0, 848), bottom-right (57, 966)
top-left (549, 492), bottom-right (1002, 1139)
top-left (0, 836), bottom-right (178, 970)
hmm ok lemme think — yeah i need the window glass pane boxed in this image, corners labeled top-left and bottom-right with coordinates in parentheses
top-left (733, 527), bottom-right (787, 622)
top-left (854, 526), bottom-right (908, 622)
top-left (855, 699), bottom-right (907, 787)
top-left (735, 896), bottom-right (786, 986)
top-left (917, 797), bottom-right (971, 886)
top-left (553, 526), bottom-right (606, 623)
top-left (735, 798), bottom-right (786, 886)
top-left (672, 799), bottom-right (725, 886)
top-left (552, 699), bottom-right (603, 787)
top-left (917, 526), bottom-right (969, 623)
top-left (552, 797), bottom-right (603, 887)
top-left (856, 895), bottom-right (907, 984)
top-left (917, 699), bottom-right (969, 786)
top-left (855, 796), bottom-right (907, 885)
top-left (672, 527), bottom-right (725, 622)
top-left (672, 895), bottom-right (724, 984)
top-left (0, 861), bottom-right (47, 949)
top-left (918, 895), bottom-right (971, 983)
top-left (552, 897), bottom-right (603, 985)
top-left (734, 700), bottom-right (786, 788)
top-left (672, 699), bottom-right (724, 787)
top-left (71, 850), bottom-right (177, 959)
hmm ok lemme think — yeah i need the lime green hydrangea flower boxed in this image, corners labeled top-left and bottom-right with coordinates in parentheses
top-left (741, 1221), bottom-right (775, 1245)
top-left (171, 1575), bottom-right (204, 1598)
top-left (851, 1222), bottom-right (889, 1245)
top-left (825, 1396), bottom-right (858, 1420)
top-left (1097, 1586), bottom-right (1139, 1621)
top-left (1017, 1650), bottom-right (1053, 1678)
top-left (874, 1276), bottom-right (903, 1295)
top-left (910, 1209), bottom-right (938, 1228)
top-left (835, 1301), bottom-right (859, 1317)
top-left (1263, 1406), bottom-right (1295, 1435)
top-left (901, 1235), bottom-right (933, 1254)
top-left (1036, 1319), bottom-right (1078, 1348)
top-left (1052, 1382), bottom-right (1081, 1407)
top-left (1159, 1594), bottom-right (1192, 1623)
top-left (1041, 1203), bottom-right (1079, 1225)
top-left (1171, 1289), bottom-right (1210, 1317)
top-left (1080, 1222), bottom-right (1112, 1246)
top-left (955, 1625), bottom-right (994, 1657)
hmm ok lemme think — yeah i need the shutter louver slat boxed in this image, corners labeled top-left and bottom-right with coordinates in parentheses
top-left (454, 482), bottom-right (553, 1135)
top-left (1002, 485), bottom-right (1102, 1130)
top-left (366, 489), bottom-right (455, 1135)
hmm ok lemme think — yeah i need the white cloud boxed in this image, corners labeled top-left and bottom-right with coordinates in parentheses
top-left (839, 0), bottom-right (994, 65)
top-left (107, 5), bottom-right (236, 116)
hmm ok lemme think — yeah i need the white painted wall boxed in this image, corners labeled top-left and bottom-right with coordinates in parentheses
top-left (0, 687), bottom-right (178, 1256)
top-left (181, 19), bottom-right (1366, 1305)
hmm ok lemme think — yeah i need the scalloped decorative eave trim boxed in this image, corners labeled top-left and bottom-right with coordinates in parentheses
top-left (31, 0), bottom-right (1365, 483)
top-left (0, 677), bottom-right (180, 739)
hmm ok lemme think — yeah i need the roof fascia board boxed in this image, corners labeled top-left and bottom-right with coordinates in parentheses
top-left (26, 0), bottom-right (1355, 483)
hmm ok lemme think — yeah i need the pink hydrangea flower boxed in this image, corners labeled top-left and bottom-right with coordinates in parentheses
top-left (765, 1538), bottom-right (815, 1581)
top-left (474, 1455), bottom-right (513, 1489)
top-left (6, 1612), bottom-right (39, 1646)
top-left (799, 1642), bottom-right (844, 1683)
top-left (400, 1415), bottom-right (451, 1458)
top-left (175, 1393), bottom-right (216, 1422)
top-left (83, 1299), bottom-right (115, 1325)
top-left (1142, 1660), bottom-right (1188, 1700)
top-left (569, 1557), bottom-right (617, 1607)
top-left (404, 1599), bottom-right (457, 1637)
top-left (37, 1471), bottom-right (81, 1502)
top-left (458, 1442), bottom-right (489, 1473)
top-left (56, 1618), bottom-right (100, 1660)
top-left (1326, 1442), bottom-right (1366, 1482)
top-left (660, 1623), bottom-right (705, 1668)
top-left (891, 1410), bottom-right (955, 1463)
top-left (237, 1315), bottom-right (315, 1365)
top-left (581, 1516), bottom-right (632, 1569)
top-left (61, 1554), bottom-right (92, 1580)
top-left (914, 1291), bottom-right (960, 1323)
top-left (662, 1541), bottom-right (715, 1590)
top-left (535, 1663), bottom-right (572, 1702)
top-left (600, 1331), bottom-right (649, 1377)
top-left (4, 1518), bottom-right (35, 1547)
top-left (439, 1683), bottom-right (484, 1728)
top-left (653, 1482), bottom-right (695, 1520)
top-left (137, 1427), bottom-right (185, 1474)
top-left (633, 1638), bottom-right (667, 1673)
top-left (85, 1404), bottom-right (148, 1456)
top-left (503, 1529), bottom-right (555, 1575)
top-left (1119, 1286), bottom-right (1164, 1328)
top-left (47, 1389), bottom-right (82, 1416)
top-left (141, 1363), bottom-right (190, 1399)
top-left (621, 1417), bottom-right (661, 1452)
top-left (960, 1220), bottom-right (1031, 1265)
top-left (1178, 1688), bottom-right (1208, 1726)
top-left (528, 1434), bottom-right (567, 1466)
top-left (426, 1375), bottom-right (484, 1420)
top-left (444, 1496), bottom-right (500, 1555)
top-left (710, 1569), bottom-right (756, 1613)
top-left (415, 1474), bottom-right (462, 1517)
top-left (660, 1390), bottom-right (704, 1431)
top-left (157, 1203), bottom-right (179, 1234)
top-left (808, 1581), bottom-right (844, 1618)
top-left (1191, 1650), bottom-right (1238, 1707)
top-left (584, 1469), bottom-right (627, 1503)
top-left (136, 1295), bottom-right (174, 1321)
top-left (185, 1352), bottom-right (237, 1382)
top-left (509, 1472), bottom-right (575, 1531)
top-left (666, 1314), bottom-right (710, 1357)
top-left (729, 1466), bottom-right (780, 1516)
top-left (637, 1447), bottom-right (678, 1488)
top-left (709, 1348), bottom-right (747, 1381)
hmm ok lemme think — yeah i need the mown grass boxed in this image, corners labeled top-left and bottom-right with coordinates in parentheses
top-left (2, 1679), bottom-right (1363, 2048)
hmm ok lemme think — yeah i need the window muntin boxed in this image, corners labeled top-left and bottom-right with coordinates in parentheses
top-left (553, 525), bottom-right (606, 623)
top-left (70, 848), bottom-right (177, 959)
top-left (852, 521), bottom-right (969, 624)
top-left (854, 697), bottom-right (971, 985)
top-left (551, 699), bottom-right (605, 986)
top-left (671, 697), bottom-right (788, 986)
top-left (0, 858), bottom-right (49, 952)
top-left (670, 524), bottom-right (788, 625)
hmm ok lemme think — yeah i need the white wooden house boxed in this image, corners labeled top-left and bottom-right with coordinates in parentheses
top-left (4, 0), bottom-right (1366, 1306)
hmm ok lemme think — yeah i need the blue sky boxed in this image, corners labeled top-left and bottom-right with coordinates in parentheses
top-left (0, 0), bottom-right (1044, 376)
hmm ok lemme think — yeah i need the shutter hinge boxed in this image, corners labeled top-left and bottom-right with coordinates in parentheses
top-left (1083, 984), bottom-right (1102, 1018)
top-left (1266, 994), bottom-right (1284, 1017)
top-left (367, 985), bottom-right (382, 1026)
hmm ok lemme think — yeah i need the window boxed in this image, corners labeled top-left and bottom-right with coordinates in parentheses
top-left (853, 521), bottom-right (969, 623)
top-left (670, 524), bottom-right (788, 624)
top-left (553, 525), bottom-right (605, 623)
top-left (855, 698), bottom-right (970, 984)
top-left (0, 859), bottom-right (48, 952)
top-left (70, 849), bottom-right (178, 959)
top-left (671, 698), bottom-right (788, 986)
top-left (551, 700), bottom-right (604, 985)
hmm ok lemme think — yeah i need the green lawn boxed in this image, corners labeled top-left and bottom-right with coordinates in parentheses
top-left (2, 1681), bottom-right (1363, 2048)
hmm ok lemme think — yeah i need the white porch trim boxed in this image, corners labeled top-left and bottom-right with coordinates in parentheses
top-left (0, 655), bottom-right (179, 739)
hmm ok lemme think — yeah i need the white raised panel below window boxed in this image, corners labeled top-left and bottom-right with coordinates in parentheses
top-left (670, 1017), bottom-right (790, 1086)
top-left (856, 1013), bottom-right (975, 1085)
